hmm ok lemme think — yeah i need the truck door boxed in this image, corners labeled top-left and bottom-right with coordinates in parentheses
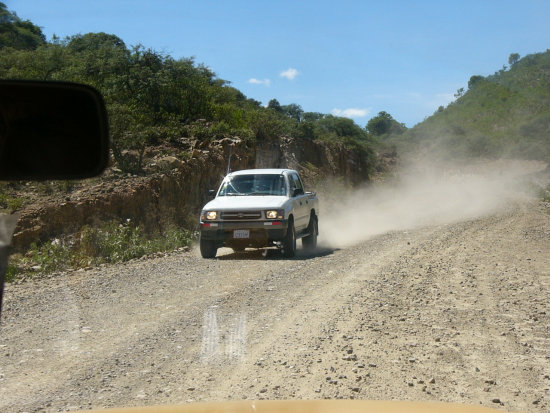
top-left (289, 172), bottom-right (308, 231)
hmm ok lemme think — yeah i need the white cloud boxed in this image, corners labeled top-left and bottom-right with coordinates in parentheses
top-left (332, 108), bottom-right (370, 118)
top-left (248, 78), bottom-right (271, 86)
top-left (280, 68), bottom-right (299, 80)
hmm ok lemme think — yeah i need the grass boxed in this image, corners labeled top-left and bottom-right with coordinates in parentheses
top-left (35, 180), bottom-right (80, 196)
top-left (6, 220), bottom-right (195, 282)
top-left (0, 192), bottom-right (25, 212)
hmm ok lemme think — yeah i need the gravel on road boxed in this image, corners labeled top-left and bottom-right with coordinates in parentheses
top-left (1, 202), bottom-right (549, 413)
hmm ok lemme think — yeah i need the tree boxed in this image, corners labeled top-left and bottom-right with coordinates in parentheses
top-left (317, 115), bottom-right (366, 139)
top-left (303, 112), bottom-right (324, 122)
top-left (63, 33), bottom-right (130, 86)
top-left (468, 75), bottom-right (484, 89)
top-left (296, 121), bottom-right (314, 140)
top-left (366, 111), bottom-right (406, 136)
top-left (281, 103), bottom-right (303, 121)
top-left (454, 87), bottom-right (465, 99)
top-left (267, 98), bottom-right (282, 112)
top-left (0, 2), bottom-right (45, 50)
top-left (508, 53), bottom-right (520, 66)
top-left (67, 32), bottom-right (126, 53)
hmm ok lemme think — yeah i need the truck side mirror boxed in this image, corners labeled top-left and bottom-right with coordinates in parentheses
top-left (208, 189), bottom-right (216, 198)
top-left (293, 188), bottom-right (304, 197)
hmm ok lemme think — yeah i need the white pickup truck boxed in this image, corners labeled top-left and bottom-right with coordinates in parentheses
top-left (199, 168), bottom-right (319, 258)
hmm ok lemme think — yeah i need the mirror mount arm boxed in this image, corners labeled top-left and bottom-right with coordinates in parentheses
top-left (0, 213), bottom-right (19, 324)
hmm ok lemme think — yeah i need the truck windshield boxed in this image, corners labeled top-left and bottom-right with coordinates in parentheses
top-left (218, 174), bottom-right (286, 196)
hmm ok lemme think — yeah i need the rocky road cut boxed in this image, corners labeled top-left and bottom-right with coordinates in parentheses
top-left (1, 168), bottom-right (550, 413)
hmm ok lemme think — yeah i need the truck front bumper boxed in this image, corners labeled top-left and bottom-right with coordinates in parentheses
top-left (200, 220), bottom-right (289, 247)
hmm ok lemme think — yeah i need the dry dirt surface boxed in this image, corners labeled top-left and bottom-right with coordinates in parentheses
top-left (1, 171), bottom-right (550, 412)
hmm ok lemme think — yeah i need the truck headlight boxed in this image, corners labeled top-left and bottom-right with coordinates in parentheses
top-left (265, 210), bottom-right (283, 219)
top-left (205, 211), bottom-right (217, 220)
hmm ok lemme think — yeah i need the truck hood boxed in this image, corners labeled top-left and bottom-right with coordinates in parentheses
top-left (203, 196), bottom-right (287, 211)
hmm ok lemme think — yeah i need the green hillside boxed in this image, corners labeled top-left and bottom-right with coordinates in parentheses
top-left (390, 50), bottom-right (550, 160)
top-left (0, 3), bottom-right (376, 176)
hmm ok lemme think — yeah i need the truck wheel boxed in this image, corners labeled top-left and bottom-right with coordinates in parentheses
top-left (200, 236), bottom-right (217, 258)
top-left (282, 219), bottom-right (296, 258)
top-left (302, 214), bottom-right (318, 250)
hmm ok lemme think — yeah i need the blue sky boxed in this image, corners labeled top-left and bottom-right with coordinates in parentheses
top-left (8, 0), bottom-right (550, 127)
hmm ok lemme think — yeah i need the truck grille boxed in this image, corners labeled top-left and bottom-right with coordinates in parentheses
top-left (220, 210), bottom-right (262, 220)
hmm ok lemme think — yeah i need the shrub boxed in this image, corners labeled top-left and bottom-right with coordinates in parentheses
top-left (8, 220), bottom-right (195, 280)
top-left (0, 193), bottom-right (26, 212)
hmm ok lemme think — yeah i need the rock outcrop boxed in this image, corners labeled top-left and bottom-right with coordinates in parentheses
top-left (255, 137), bottom-right (370, 186)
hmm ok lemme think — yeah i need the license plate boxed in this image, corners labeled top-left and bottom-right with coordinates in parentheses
top-left (233, 229), bottom-right (250, 239)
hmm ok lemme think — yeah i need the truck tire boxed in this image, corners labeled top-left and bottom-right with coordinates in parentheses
top-left (200, 236), bottom-right (217, 258)
top-left (302, 214), bottom-right (318, 250)
top-left (282, 219), bottom-right (296, 258)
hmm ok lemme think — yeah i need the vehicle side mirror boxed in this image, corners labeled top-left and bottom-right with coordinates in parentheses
top-left (293, 188), bottom-right (304, 197)
top-left (0, 80), bottom-right (109, 180)
top-left (208, 189), bottom-right (216, 198)
top-left (0, 80), bottom-right (109, 321)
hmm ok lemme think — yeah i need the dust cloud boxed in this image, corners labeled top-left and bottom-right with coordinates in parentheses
top-left (319, 159), bottom-right (548, 248)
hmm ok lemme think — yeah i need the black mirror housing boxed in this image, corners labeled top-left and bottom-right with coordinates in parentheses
top-left (293, 188), bottom-right (304, 197)
top-left (0, 80), bottom-right (109, 180)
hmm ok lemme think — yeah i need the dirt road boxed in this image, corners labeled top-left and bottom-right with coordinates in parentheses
top-left (1, 198), bottom-right (549, 412)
